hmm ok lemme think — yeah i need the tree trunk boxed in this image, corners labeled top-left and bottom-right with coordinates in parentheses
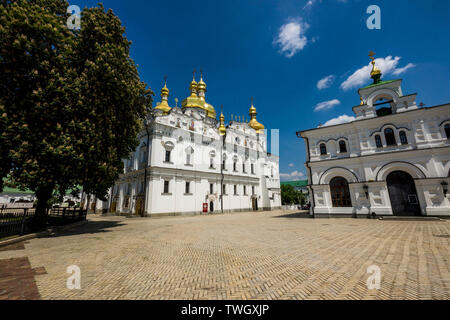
top-left (33, 187), bottom-right (53, 231)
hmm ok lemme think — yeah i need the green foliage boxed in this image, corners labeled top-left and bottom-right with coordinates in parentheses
top-left (281, 184), bottom-right (306, 205)
top-left (0, 0), bottom-right (153, 222)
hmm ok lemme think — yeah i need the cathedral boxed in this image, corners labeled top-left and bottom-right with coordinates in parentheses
top-left (107, 73), bottom-right (281, 216)
top-left (298, 53), bottom-right (450, 217)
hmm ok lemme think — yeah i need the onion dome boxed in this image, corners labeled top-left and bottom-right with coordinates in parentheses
top-left (248, 98), bottom-right (264, 134)
top-left (155, 78), bottom-right (171, 115)
top-left (218, 107), bottom-right (226, 136)
top-left (369, 51), bottom-right (382, 84)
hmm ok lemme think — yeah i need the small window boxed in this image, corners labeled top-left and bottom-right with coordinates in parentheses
top-left (251, 164), bottom-right (254, 174)
top-left (375, 135), bottom-right (382, 148)
top-left (186, 154), bottom-right (191, 165)
top-left (244, 186), bottom-right (247, 195)
top-left (399, 131), bottom-right (408, 145)
top-left (163, 180), bottom-right (169, 194)
top-left (165, 150), bottom-right (171, 162)
top-left (234, 145), bottom-right (237, 153)
top-left (234, 185), bottom-right (237, 195)
top-left (185, 182), bottom-right (190, 194)
top-left (242, 163), bottom-right (246, 173)
top-left (384, 128), bottom-right (396, 146)
top-left (210, 158), bottom-right (214, 169)
top-left (223, 184), bottom-right (226, 194)
top-left (445, 124), bottom-right (450, 139)
top-left (210, 183), bottom-right (214, 194)
top-left (233, 161), bottom-right (237, 172)
top-left (339, 140), bottom-right (347, 153)
top-left (320, 143), bottom-right (327, 155)
top-left (222, 160), bottom-right (226, 170)
top-left (252, 186), bottom-right (255, 195)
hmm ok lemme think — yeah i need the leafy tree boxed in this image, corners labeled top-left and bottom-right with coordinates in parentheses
top-left (0, 0), bottom-right (153, 228)
top-left (281, 184), bottom-right (306, 205)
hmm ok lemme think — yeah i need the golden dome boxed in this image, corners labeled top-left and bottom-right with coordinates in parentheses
top-left (155, 79), bottom-right (171, 115)
top-left (248, 99), bottom-right (264, 133)
top-left (218, 109), bottom-right (226, 136)
top-left (204, 102), bottom-right (216, 118)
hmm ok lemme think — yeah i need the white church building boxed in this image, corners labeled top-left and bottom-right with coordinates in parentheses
top-left (106, 73), bottom-right (281, 216)
top-left (298, 54), bottom-right (450, 217)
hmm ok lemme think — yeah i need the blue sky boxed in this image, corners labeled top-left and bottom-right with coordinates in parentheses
top-left (74, 0), bottom-right (450, 181)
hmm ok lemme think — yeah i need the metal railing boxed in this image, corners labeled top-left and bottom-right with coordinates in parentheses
top-left (0, 208), bottom-right (36, 238)
top-left (0, 207), bottom-right (87, 238)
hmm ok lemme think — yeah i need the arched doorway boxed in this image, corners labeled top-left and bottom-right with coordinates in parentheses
top-left (330, 177), bottom-right (352, 207)
top-left (209, 201), bottom-right (214, 212)
top-left (386, 171), bottom-right (421, 216)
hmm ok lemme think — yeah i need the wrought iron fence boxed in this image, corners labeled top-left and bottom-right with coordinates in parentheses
top-left (0, 208), bottom-right (36, 238)
top-left (0, 207), bottom-right (87, 238)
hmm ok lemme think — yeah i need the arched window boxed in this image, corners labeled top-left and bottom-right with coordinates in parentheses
top-left (445, 124), bottom-right (450, 139)
top-left (339, 140), bottom-right (347, 153)
top-left (375, 135), bottom-right (383, 148)
top-left (330, 177), bottom-right (352, 207)
top-left (384, 128), bottom-right (396, 146)
top-left (320, 143), bottom-right (327, 155)
top-left (399, 131), bottom-right (408, 145)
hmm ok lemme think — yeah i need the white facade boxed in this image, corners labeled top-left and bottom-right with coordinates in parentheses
top-left (108, 76), bottom-right (281, 216)
top-left (299, 76), bottom-right (450, 217)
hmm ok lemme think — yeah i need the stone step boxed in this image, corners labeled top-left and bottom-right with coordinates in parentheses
top-left (379, 216), bottom-right (445, 221)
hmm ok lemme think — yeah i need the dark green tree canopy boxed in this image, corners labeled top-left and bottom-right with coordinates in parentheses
top-left (0, 0), bottom-right (153, 223)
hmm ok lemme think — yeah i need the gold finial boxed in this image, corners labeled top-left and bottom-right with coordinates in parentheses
top-left (219, 104), bottom-right (226, 136)
top-left (192, 69), bottom-right (196, 81)
top-left (369, 51), bottom-right (382, 84)
top-left (360, 96), bottom-right (364, 105)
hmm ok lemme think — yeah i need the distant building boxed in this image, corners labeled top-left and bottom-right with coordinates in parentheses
top-left (297, 53), bottom-right (450, 217)
top-left (281, 180), bottom-right (309, 203)
top-left (0, 185), bottom-right (35, 206)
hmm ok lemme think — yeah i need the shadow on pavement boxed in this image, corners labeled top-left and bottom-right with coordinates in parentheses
top-left (39, 220), bottom-right (126, 238)
top-left (273, 211), bottom-right (311, 219)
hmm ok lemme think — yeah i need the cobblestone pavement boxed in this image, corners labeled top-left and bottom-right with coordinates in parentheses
top-left (0, 210), bottom-right (449, 300)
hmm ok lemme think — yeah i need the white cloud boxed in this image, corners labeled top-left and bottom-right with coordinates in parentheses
top-left (274, 20), bottom-right (309, 58)
top-left (280, 170), bottom-right (305, 181)
top-left (314, 99), bottom-right (340, 112)
top-left (317, 75), bottom-right (335, 90)
top-left (340, 56), bottom-right (416, 91)
top-left (320, 114), bottom-right (356, 127)
top-left (392, 63), bottom-right (416, 75)
top-left (288, 163), bottom-right (295, 167)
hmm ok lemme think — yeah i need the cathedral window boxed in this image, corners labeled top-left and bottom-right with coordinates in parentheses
top-left (210, 183), bottom-right (214, 194)
top-left (186, 154), bottom-right (191, 165)
top-left (251, 164), bottom-right (255, 174)
top-left (320, 143), bottom-right (327, 155)
top-left (252, 186), bottom-right (255, 195)
top-left (399, 131), bottom-right (408, 145)
top-left (234, 185), bottom-right (237, 195)
top-left (339, 140), bottom-right (347, 153)
top-left (242, 163), bottom-right (246, 173)
top-left (384, 128), bottom-right (396, 146)
top-left (445, 124), bottom-right (450, 139)
top-left (375, 135), bottom-right (382, 148)
top-left (233, 161), bottom-right (237, 172)
top-left (209, 157), bottom-right (214, 169)
top-left (330, 177), bottom-right (352, 208)
top-left (165, 150), bottom-right (171, 162)
top-left (185, 182), bottom-right (190, 194)
top-left (244, 186), bottom-right (247, 195)
top-left (223, 184), bottom-right (227, 195)
top-left (163, 180), bottom-right (169, 194)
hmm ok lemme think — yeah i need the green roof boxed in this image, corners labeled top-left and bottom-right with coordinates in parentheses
top-left (281, 180), bottom-right (308, 187)
top-left (360, 79), bottom-right (399, 90)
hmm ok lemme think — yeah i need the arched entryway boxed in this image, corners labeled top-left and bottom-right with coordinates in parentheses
top-left (209, 201), bottom-right (214, 212)
top-left (330, 177), bottom-right (352, 207)
top-left (386, 171), bottom-right (421, 216)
